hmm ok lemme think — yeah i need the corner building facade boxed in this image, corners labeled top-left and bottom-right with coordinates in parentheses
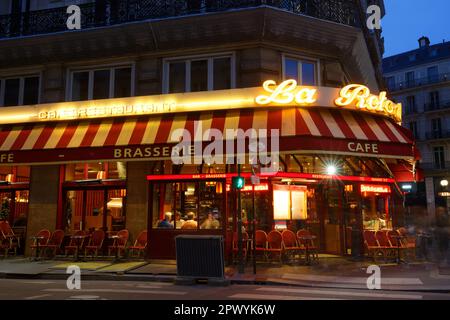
top-left (0, 0), bottom-right (418, 259)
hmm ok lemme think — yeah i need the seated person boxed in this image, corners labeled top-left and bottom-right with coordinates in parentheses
top-left (181, 212), bottom-right (198, 229)
top-left (157, 212), bottom-right (174, 229)
top-left (174, 211), bottom-right (185, 229)
top-left (200, 212), bottom-right (220, 229)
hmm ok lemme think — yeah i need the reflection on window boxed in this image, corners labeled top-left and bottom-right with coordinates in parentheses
top-left (93, 69), bottom-right (111, 100)
top-left (65, 162), bottom-right (127, 181)
top-left (191, 60), bottom-right (208, 92)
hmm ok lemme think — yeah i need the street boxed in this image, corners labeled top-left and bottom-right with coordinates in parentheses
top-left (0, 279), bottom-right (449, 300)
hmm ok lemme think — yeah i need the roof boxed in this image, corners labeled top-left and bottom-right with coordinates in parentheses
top-left (382, 40), bottom-right (450, 73)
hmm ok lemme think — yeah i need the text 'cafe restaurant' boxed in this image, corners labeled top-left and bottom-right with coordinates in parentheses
top-left (0, 80), bottom-right (419, 258)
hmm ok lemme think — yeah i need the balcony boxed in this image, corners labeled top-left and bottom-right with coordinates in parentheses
top-left (0, 0), bottom-right (361, 39)
top-left (419, 162), bottom-right (450, 171)
top-left (425, 131), bottom-right (450, 140)
top-left (424, 100), bottom-right (450, 112)
top-left (387, 72), bottom-right (450, 92)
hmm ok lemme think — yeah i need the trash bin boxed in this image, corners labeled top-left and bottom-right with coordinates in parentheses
top-left (175, 235), bottom-right (225, 279)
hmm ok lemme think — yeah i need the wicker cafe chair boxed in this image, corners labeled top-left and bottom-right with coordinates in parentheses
top-left (266, 230), bottom-right (283, 263)
top-left (387, 230), bottom-right (409, 261)
top-left (232, 231), bottom-right (249, 263)
top-left (375, 230), bottom-right (396, 261)
top-left (363, 230), bottom-right (382, 261)
top-left (397, 227), bottom-right (416, 259)
top-left (108, 229), bottom-right (129, 258)
top-left (255, 230), bottom-right (269, 261)
top-left (65, 230), bottom-right (87, 258)
top-left (128, 230), bottom-right (148, 258)
top-left (30, 229), bottom-right (51, 258)
top-left (0, 221), bottom-right (19, 257)
top-left (84, 230), bottom-right (105, 258)
top-left (40, 229), bottom-right (65, 258)
top-left (281, 229), bottom-right (304, 263)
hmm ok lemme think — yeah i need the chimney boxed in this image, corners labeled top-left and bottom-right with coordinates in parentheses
top-left (418, 36), bottom-right (430, 48)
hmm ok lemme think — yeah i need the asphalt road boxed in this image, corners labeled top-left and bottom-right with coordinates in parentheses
top-left (0, 279), bottom-right (449, 300)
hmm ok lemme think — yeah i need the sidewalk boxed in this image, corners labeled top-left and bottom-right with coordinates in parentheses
top-left (1, 256), bottom-right (450, 292)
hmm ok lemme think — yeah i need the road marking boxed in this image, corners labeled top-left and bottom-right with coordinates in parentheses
top-left (25, 294), bottom-right (52, 300)
top-left (19, 281), bottom-right (56, 285)
top-left (256, 287), bottom-right (423, 300)
top-left (229, 293), bottom-right (341, 300)
top-left (282, 273), bottom-right (423, 285)
top-left (43, 288), bottom-right (187, 295)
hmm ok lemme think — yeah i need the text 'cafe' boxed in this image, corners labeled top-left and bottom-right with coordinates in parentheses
top-left (0, 80), bottom-right (419, 258)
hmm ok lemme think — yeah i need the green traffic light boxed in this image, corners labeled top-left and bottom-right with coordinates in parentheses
top-left (232, 176), bottom-right (245, 190)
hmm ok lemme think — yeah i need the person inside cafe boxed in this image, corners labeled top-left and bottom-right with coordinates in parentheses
top-left (158, 212), bottom-right (173, 229)
top-left (174, 211), bottom-right (185, 229)
top-left (200, 211), bottom-right (220, 229)
top-left (181, 212), bottom-right (198, 229)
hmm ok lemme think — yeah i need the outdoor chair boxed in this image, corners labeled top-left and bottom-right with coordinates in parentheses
top-left (281, 229), bottom-right (304, 263)
top-left (108, 229), bottom-right (129, 258)
top-left (84, 230), bottom-right (105, 258)
top-left (0, 221), bottom-right (20, 251)
top-left (40, 230), bottom-right (65, 258)
top-left (128, 230), bottom-right (148, 258)
top-left (297, 229), bottom-right (319, 262)
top-left (255, 230), bottom-right (269, 260)
top-left (375, 230), bottom-right (396, 261)
top-left (266, 230), bottom-right (283, 263)
top-left (0, 221), bottom-right (20, 257)
top-left (387, 230), bottom-right (409, 261)
top-left (397, 227), bottom-right (417, 258)
top-left (30, 229), bottom-right (51, 258)
top-left (65, 230), bottom-right (88, 258)
top-left (363, 230), bottom-right (382, 261)
top-left (232, 231), bottom-right (249, 263)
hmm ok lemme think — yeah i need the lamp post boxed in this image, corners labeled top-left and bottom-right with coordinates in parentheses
top-left (236, 164), bottom-right (244, 274)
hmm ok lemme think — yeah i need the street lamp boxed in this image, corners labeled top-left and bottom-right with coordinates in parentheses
top-left (440, 179), bottom-right (449, 187)
top-left (326, 165), bottom-right (337, 175)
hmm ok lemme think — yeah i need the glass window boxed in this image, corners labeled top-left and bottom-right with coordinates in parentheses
top-left (406, 96), bottom-right (416, 113)
top-left (169, 62), bottom-right (186, 93)
top-left (433, 146), bottom-right (445, 169)
top-left (165, 55), bottom-right (234, 93)
top-left (213, 57), bottom-right (231, 90)
top-left (72, 71), bottom-right (89, 101)
top-left (190, 60), bottom-right (208, 92)
top-left (283, 57), bottom-right (317, 85)
top-left (114, 68), bottom-right (132, 98)
top-left (409, 121), bottom-right (418, 139)
top-left (93, 70), bottom-right (111, 100)
top-left (4, 78), bottom-right (20, 106)
top-left (65, 162), bottom-right (127, 181)
top-left (427, 66), bottom-right (439, 82)
top-left (23, 77), bottom-right (39, 105)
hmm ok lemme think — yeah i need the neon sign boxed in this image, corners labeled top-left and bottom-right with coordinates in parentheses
top-left (360, 184), bottom-right (391, 194)
top-left (335, 84), bottom-right (402, 122)
top-left (255, 80), bottom-right (317, 105)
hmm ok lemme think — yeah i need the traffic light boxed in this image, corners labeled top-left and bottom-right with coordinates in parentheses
top-left (232, 176), bottom-right (245, 190)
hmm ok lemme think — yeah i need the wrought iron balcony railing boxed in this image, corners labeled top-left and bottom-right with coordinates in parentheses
top-left (425, 131), bottom-right (450, 140)
top-left (387, 72), bottom-right (450, 92)
top-left (0, 0), bottom-right (361, 39)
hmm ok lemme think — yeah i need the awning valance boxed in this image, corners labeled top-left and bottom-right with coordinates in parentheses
top-left (0, 107), bottom-right (415, 165)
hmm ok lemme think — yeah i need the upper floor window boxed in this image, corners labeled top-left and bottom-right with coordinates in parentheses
top-left (429, 91), bottom-right (440, 108)
top-left (432, 118), bottom-right (443, 138)
top-left (283, 57), bottom-right (317, 86)
top-left (405, 71), bottom-right (415, 87)
top-left (405, 95), bottom-right (416, 114)
top-left (69, 66), bottom-right (134, 101)
top-left (427, 66), bottom-right (439, 83)
top-left (409, 121), bottom-right (418, 139)
top-left (433, 146), bottom-right (446, 169)
top-left (0, 75), bottom-right (40, 107)
top-left (385, 76), bottom-right (395, 90)
top-left (163, 55), bottom-right (235, 94)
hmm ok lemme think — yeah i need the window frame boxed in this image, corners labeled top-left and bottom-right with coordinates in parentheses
top-left (162, 52), bottom-right (236, 94)
top-left (433, 146), bottom-right (446, 169)
top-left (66, 63), bottom-right (136, 102)
top-left (282, 54), bottom-right (320, 86)
top-left (0, 73), bottom-right (42, 107)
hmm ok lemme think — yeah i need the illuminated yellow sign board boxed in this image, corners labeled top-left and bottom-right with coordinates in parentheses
top-left (0, 80), bottom-right (401, 125)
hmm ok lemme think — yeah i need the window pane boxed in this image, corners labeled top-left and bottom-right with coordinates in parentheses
top-left (190, 60), bottom-right (208, 92)
top-left (213, 58), bottom-right (231, 90)
top-left (114, 68), bottom-right (132, 98)
top-left (302, 62), bottom-right (316, 85)
top-left (284, 59), bottom-right (298, 81)
top-left (23, 77), bottom-right (39, 105)
top-left (4, 78), bottom-right (20, 106)
top-left (93, 69), bottom-right (110, 100)
top-left (169, 62), bottom-right (186, 93)
top-left (72, 72), bottom-right (89, 101)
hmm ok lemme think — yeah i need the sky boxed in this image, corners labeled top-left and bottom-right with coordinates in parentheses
top-left (382, 0), bottom-right (450, 57)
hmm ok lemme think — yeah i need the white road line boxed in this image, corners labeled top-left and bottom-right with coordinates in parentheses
top-left (229, 293), bottom-right (341, 300)
top-left (25, 294), bottom-right (53, 300)
top-left (43, 288), bottom-right (187, 295)
top-left (18, 281), bottom-right (56, 285)
top-left (256, 287), bottom-right (423, 300)
top-left (282, 274), bottom-right (423, 285)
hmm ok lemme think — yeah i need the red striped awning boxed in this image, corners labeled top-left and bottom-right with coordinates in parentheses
top-left (0, 107), bottom-right (415, 164)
